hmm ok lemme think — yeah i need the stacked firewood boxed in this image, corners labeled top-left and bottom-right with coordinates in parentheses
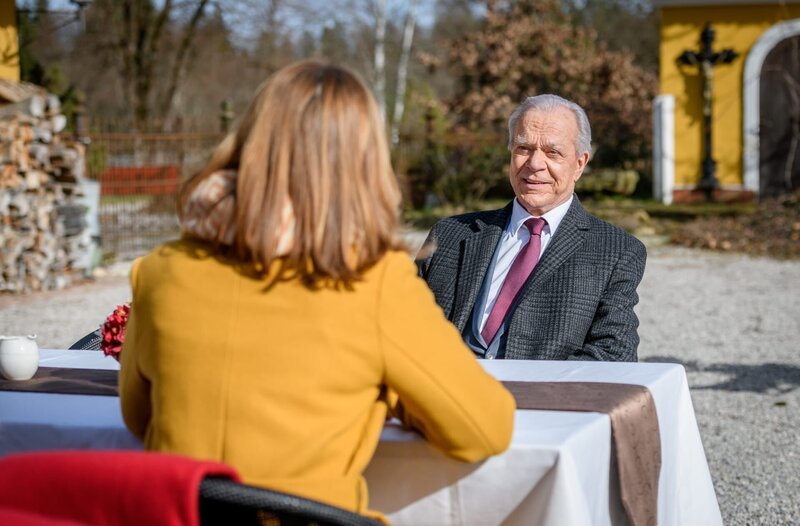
top-left (0, 85), bottom-right (92, 293)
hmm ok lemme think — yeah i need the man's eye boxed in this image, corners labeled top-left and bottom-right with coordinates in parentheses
top-left (515, 147), bottom-right (530, 155)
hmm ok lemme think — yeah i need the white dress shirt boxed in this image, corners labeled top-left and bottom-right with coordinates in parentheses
top-left (475, 195), bottom-right (573, 334)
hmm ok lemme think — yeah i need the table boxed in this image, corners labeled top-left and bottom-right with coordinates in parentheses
top-left (0, 350), bottom-right (722, 526)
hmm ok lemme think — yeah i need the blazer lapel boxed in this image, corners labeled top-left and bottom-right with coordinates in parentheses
top-left (524, 197), bottom-right (591, 290)
top-left (451, 205), bottom-right (511, 332)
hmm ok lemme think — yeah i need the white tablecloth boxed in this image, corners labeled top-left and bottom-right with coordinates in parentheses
top-left (0, 350), bottom-right (721, 526)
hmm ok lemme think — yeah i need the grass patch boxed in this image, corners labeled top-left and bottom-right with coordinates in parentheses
top-left (585, 198), bottom-right (757, 221)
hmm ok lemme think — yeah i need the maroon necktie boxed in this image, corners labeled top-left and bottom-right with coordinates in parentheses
top-left (481, 217), bottom-right (547, 345)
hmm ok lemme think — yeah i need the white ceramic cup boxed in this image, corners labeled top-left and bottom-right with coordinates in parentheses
top-left (0, 335), bottom-right (39, 381)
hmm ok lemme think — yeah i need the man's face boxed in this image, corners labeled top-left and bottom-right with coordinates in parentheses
top-left (508, 107), bottom-right (589, 216)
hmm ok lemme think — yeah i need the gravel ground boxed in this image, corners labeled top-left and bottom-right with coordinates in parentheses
top-left (637, 245), bottom-right (800, 525)
top-left (1, 243), bottom-right (798, 525)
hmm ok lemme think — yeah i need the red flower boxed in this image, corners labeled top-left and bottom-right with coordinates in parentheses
top-left (100, 304), bottom-right (131, 360)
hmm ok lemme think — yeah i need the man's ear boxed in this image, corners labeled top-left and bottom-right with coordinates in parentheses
top-left (574, 151), bottom-right (590, 181)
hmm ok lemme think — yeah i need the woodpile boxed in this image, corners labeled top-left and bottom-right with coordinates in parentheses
top-left (0, 81), bottom-right (92, 293)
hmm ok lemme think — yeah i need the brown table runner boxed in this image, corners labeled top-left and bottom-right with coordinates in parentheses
top-left (503, 381), bottom-right (660, 526)
top-left (1, 369), bottom-right (659, 525)
top-left (0, 367), bottom-right (119, 396)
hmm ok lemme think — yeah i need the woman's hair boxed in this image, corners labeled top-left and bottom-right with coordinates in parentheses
top-left (179, 60), bottom-right (406, 285)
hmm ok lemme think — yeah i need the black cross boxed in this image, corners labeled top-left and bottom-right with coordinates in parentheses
top-left (678, 23), bottom-right (738, 201)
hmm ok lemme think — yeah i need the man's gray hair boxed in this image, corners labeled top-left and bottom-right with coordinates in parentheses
top-left (507, 94), bottom-right (592, 157)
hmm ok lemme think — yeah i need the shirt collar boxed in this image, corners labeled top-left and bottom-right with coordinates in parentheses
top-left (508, 194), bottom-right (574, 237)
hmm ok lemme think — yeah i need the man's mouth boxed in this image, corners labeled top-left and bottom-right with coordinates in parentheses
top-left (521, 178), bottom-right (549, 186)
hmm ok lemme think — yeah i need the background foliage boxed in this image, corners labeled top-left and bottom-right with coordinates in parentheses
top-left (18, 0), bottom-right (659, 206)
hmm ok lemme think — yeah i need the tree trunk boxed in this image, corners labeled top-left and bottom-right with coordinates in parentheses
top-left (109, 0), bottom-right (209, 132)
top-left (160, 0), bottom-right (210, 129)
top-left (116, 0), bottom-right (173, 131)
top-left (373, 0), bottom-right (387, 120)
top-left (117, 0), bottom-right (137, 128)
top-left (391, 0), bottom-right (417, 146)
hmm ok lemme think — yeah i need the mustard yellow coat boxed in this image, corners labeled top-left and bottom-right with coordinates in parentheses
top-left (119, 239), bottom-right (515, 517)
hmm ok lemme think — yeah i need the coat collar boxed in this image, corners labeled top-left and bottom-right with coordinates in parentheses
top-left (451, 202), bottom-right (513, 332)
top-left (453, 197), bottom-right (591, 332)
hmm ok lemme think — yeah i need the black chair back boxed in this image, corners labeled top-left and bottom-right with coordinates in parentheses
top-left (199, 477), bottom-right (383, 526)
top-left (68, 328), bottom-right (103, 350)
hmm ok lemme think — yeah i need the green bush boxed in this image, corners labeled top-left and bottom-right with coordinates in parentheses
top-left (404, 134), bottom-right (511, 208)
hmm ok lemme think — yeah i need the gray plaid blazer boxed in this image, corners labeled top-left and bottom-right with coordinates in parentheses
top-left (416, 198), bottom-right (646, 361)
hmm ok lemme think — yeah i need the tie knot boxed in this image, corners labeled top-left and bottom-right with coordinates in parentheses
top-left (524, 217), bottom-right (546, 237)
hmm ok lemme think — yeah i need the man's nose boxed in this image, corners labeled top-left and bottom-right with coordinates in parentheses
top-left (526, 149), bottom-right (546, 170)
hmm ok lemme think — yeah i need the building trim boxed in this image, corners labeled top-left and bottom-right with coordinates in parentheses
top-left (742, 18), bottom-right (800, 197)
top-left (653, 95), bottom-right (675, 204)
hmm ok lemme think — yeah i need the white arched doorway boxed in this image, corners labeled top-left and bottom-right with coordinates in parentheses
top-left (743, 18), bottom-right (800, 197)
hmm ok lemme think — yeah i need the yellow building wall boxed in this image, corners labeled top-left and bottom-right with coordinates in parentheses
top-left (0, 1), bottom-right (18, 81)
top-left (660, 5), bottom-right (800, 187)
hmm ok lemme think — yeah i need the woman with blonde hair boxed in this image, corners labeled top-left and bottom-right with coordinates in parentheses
top-left (119, 60), bottom-right (514, 521)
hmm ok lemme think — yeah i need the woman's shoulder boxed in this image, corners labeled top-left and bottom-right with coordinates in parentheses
top-left (134, 238), bottom-right (226, 279)
top-left (140, 238), bottom-right (216, 263)
top-left (137, 243), bottom-right (417, 289)
top-left (368, 249), bottom-right (417, 279)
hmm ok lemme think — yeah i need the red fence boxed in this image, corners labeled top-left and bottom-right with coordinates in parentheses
top-left (87, 131), bottom-right (224, 260)
top-left (98, 166), bottom-right (180, 196)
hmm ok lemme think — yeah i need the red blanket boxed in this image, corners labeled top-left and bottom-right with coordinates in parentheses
top-left (0, 451), bottom-right (240, 526)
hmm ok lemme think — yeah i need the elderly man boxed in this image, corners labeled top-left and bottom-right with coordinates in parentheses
top-left (416, 94), bottom-right (646, 361)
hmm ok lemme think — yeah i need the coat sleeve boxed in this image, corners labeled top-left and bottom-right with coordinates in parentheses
top-left (118, 258), bottom-right (152, 441)
top-left (378, 253), bottom-right (515, 462)
top-left (571, 238), bottom-right (647, 362)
